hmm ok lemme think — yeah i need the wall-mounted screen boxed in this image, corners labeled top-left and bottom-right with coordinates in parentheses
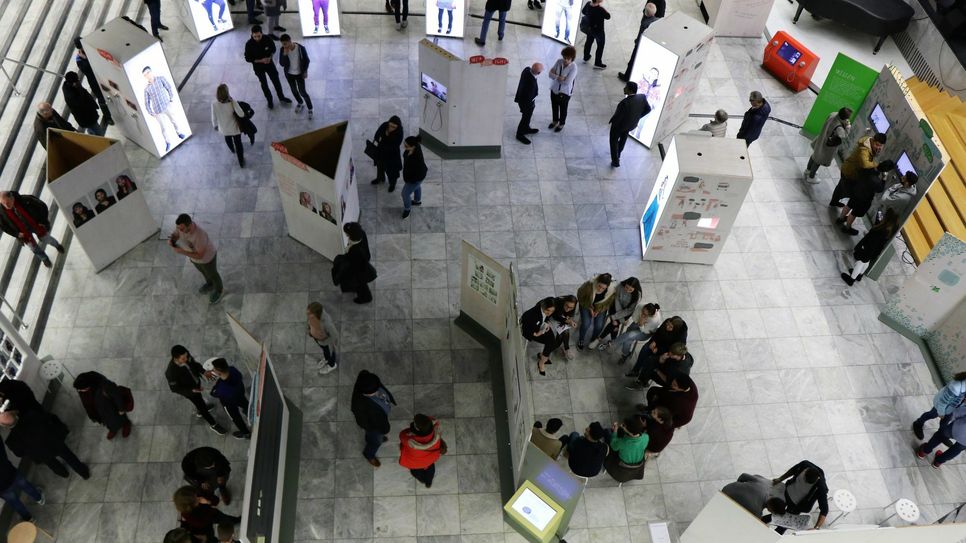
top-left (297, 0), bottom-right (342, 36)
top-left (181, 0), bottom-right (234, 40)
top-left (896, 151), bottom-right (918, 177)
top-left (870, 103), bottom-right (890, 134)
top-left (123, 45), bottom-right (191, 157)
top-left (421, 73), bottom-right (448, 102)
top-left (777, 41), bottom-right (802, 65)
top-left (640, 142), bottom-right (680, 254)
top-left (628, 36), bottom-right (679, 148)
top-left (540, 0), bottom-right (581, 46)
top-left (426, 0), bottom-right (466, 38)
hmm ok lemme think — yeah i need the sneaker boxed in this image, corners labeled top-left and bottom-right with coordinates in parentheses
top-left (412, 200), bottom-right (422, 206)
top-left (396, 22), bottom-right (402, 30)
top-left (295, 103), bottom-right (304, 113)
top-left (474, 38), bottom-right (485, 46)
top-left (178, 133), bottom-right (186, 139)
top-left (912, 420), bottom-right (924, 440)
top-left (209, 423), bottom-right (228, 435)
top-left (555, 124), bottom-right (564, 132)
top-left (232, 431), bottom-right (251, 439)
top-left (402, 209), bottom-right (411, 219)
top-left (516, 134), bottom-right (531, 145)
top-left (611, 161), bottom-right (621, 168)
top-left (209, 290), bottom-right (224, 305)
top-left (198, 283), bottom-right (213, 294)
top-left (914, 446), bottom-right (926, 460)
top-left (549, 122), bottom-right (558, 129)
top-left (324, 25), bottom-right (329, 33)
top-left (932, 454), bottom-right (943, 469)
top-left (401, 20), bottom-right (408, 28)
top-left (367, 456), bottom-right (381, 468)
top-left (564, 349), bottom-right (575, 360)
top-left (318, 362), bottom-right (338, 375)
top-left (588, 339), bottom-right (599, 350)
top-left (308, 109), bottom-right (314, 118)
top-left (279, 97), bottom-right (293, 104)
top-left (274, 25), bottom-right (286, 32)
top-left (594, 63), bottom-right (607, 70)
top-left (313, 25), bottom-right (319, 33)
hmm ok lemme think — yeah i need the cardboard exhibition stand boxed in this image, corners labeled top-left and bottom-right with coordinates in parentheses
top-left (417, 39), bottom-right (508, 159)
top-left (639, 135), bottom-right (753, 265)
top-left (80, 18), bottom-right (192, 159)
top-left (177, 0), bottom-right (235, 41)
top-left (270, 121), bottom-right (358, 261)
top-left (45, 130), bottom-right (158, 272)
top-left (697, 0), bottom-right (775, 38)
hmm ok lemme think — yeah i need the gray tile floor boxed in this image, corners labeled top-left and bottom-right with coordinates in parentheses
top-left (9, 1), bottom-right (965, 542)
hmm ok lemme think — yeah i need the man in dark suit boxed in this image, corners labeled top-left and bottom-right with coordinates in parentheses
top-left (0, 409), bottom-right (90, 480)
top-left (618, 2), bottom-right (661, 82)
top-left (737, 90), bottom-right (771, 146)
top-left (608, 82), bottom-right (651, 167)
top-left (165, 345), bottom-right (226, 435)
top-left (514, 62), bottom-right (543, 145)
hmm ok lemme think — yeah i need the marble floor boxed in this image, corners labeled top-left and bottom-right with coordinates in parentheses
top-left (8, 1), bottom-right (965, 542)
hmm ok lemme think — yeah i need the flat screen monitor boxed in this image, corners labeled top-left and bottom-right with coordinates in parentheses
top-left (627, 36), bottom-right (680, 148)
top-left (777, 41), bottom-right (802, 65)
top-left (420, 73), bottom-right (448, 102)
top-left (896, 151), bottom-right (918, 178)
top-left (870, 103), bottom-right (890, 134)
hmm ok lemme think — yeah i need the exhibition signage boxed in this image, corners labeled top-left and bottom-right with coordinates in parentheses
top-left (802, 53), bottom-right (878, 136)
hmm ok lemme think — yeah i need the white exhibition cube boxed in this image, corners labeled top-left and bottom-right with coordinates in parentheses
top-left (270, 121), bottom-right (358, 261)
top-left (629, 11), bottom-right (714, 148)
top-left (640, 135), bottom-right (753, 265)
top-left (46, 130), bottom-right (158, 271)
top-left (80, 18), bottom-right (192, 159)
top-left (177, 0), bottom-right (235, 41)
top-left (296, 0), bottom-right (343, 37)
top-left (697, 0), bottom-right (776, 38)
top-left (426, 0), bottom-right (468, 38)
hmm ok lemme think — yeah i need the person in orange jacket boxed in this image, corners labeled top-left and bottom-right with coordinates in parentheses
top-left (398, 414), bottom-right (447, 488)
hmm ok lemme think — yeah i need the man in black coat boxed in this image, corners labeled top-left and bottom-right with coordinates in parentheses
top-left (0, 409), bottom-right (90, 479)
top-left (0, 379), bottom-right (43, 414)
top-left (514, 62), bottom-right (544, 145)
top-left (244, 26), bottom-right (291, 109)
top-left (736, 91), bottom-right (771, 146)
top-left (351, 370), bottom-right (396, 467)
top-left (608, 82), bottom-right (651, 167)
top-left (0, 190), bottom-right (64, 268)
top-left (618, 2), bottom-right (661, 82)
top-left (182, 446), bottom-right (233, 505)
top-left (33, 102), bottom-right (75, 150)
top-left (73, 38), bottom-right (113, 125)
top-left (165, 345), bottom-right (227, 435)
top-left (62, 71), bottom-right (103, 136)
top-left (0, 444), bottom-right (45, 521)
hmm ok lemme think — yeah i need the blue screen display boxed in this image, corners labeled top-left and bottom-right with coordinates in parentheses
top-left (777, 41), bottom-right (802, 65)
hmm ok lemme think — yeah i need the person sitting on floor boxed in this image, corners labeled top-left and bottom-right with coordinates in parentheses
top-left (530, 418), bottom-right (564, 459)
top-left (560, 422), bottom-right (609, 478)
top-left (626, 342), bottom-right (691, 391)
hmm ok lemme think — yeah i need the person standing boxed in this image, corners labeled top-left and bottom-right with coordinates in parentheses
top-left (279, 34), bottom-right (313, 117)
top-left (581, 0), bottom-right (611, 69)
top-left (166, 345), bottom-right (227, 435)
top-left (617, 3), bottom-right (659, 82)
top-left (830, 132), bottom-right (886, 208)
top-left (836, 160), bottom-right (893, 235)
top-left (263, 0), bottom-right (283, 37)
top-left (72, 371), bottom-right (132, 440)
top-left (62, 72), bottom-right (103, 135)
top-left (804, 107), bottom-right (851, 182)
top-left (332, 222), bottom-right (376, 304)
top-left (211, 84), bottom-right (247, 168)
top-left (391, 0), bottom-right (409, 30)
top-left (608, 82), bottom-right (650, 167)
top-left (514, 63), bottom-right (543, 145)
top-left (142, 66), bottom-right (186, 152)
top-left (0, 444), bottom-right (45, 521)
top-left (33, 102), bottom-right (75, 150)
top-left (244, 26), bottom-right (292, 109)
top-left (912, 372), bottom-right (966, 439)
top-left (699, 109), bottom-right (728, 137)
top-left (245, 0), bottom-right (264, 24)
top-left (371, 116), bottom-right (404, 191)
top-left (351, 370), bottom-right (397, 468)
top-left (548, 46), bottom-right (578, 133)
top-left (0, 409), bottom-right (90, 480)
top-left (0, 190), bottom-right (64, 269)
top-left (475, 0), bottom-right (512, 46)
top-left (0, 379), bottom-right (42, 414)
top-left (306, 301), bottom-right (339, 374)
top-left (169, 213), bottom-right (224, 304)
top-left (401, 136), bottom-right (427, 219)
top-left (144, 0), bottom-right (169, 40)
top-left (736, 91), bottom-right (770, 146)
top-left (916, 404), bottom-right (966, 468)
top-left (209, 358), bottom-right (251, 439)
top-left (182, 446), bottom-right (234, 505)
top-left (520, 297), bottom-right (560, 376)
top-left (576, 273), bottom-right (617, 350)
top-left (73, 39), bottom-right (113, 125)
top-left (398, 414), bottom-right (447, 488)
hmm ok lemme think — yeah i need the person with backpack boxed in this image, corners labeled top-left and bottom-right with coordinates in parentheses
top-left (211, 84), bottom-right (248, 168)
top-left (0, 191), bottom-right (64, 268)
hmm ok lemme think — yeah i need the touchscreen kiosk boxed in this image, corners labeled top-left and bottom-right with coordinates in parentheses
top-left (870, 103), bottom-right (891, 134)
top-left (504, 480), bottom-right (565, 543)
top-left (896, 151), bottom-right (917, 177)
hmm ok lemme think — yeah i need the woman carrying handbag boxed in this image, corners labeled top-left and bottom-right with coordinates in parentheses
top-left (211, 84), bottom-right (250, 168)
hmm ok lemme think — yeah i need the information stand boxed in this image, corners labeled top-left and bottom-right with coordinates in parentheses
top-left (177, 0), bottom-right (234, 41)
top-left (45, 130), bottom-right (158, 272)
top-left (270, 121), bottom-right (357, 261)
top-left (504, 479), bottom-right (565, 543)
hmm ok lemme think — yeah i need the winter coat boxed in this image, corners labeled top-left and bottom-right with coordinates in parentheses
top-left (351, 370), bottom-right (396, 434)
top-left (33, 111), bottom-right (75, 149)
top-left (165, 356), bottom-right (207, 399)
top-left (333, 233), bottom-right (376, 291)
top-left (373, 121), bottom-right (404, 174)
top-left (399, 418), bottom-right (445, 469)
top-left (840, 136), bottom-right (878, 180)
top-left (576, 276), bottom-right (617, 314)
top-left (5, 409), bottom-right (70, 463)
top-left (62, 81), bottom-right (100, 127)
top-left (736, 100), bottom-right (771, 145)
top-left (809, 112), bottom-right (850, 167)
top-left (211, 367), bottom-right (248, 409)
top-left (182, 446), bottom-right (231, 488)
top-left (0, 193), bottom-right (51, 240)
top-left (402, 148), bottom-right (428, 184)
top-left (75, 371), bottom-right (129, 433)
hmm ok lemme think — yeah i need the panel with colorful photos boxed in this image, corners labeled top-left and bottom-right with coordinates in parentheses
top-left (298, 187), bottom-right (337, 225)
top-left (72, 171), bottom-right (139, 229)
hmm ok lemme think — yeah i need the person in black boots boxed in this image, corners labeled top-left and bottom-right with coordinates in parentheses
top-left (73, 38), bottom-right (113, 125)
top-left (333, 222), bottom-right (376, 304)
top-left (144, 0), bottom-right (169, 41)
top-left (62, 72), bottom-right (103, 135)
top-left (351, 370), bottom-right (396, 468)
top-left (521, 297), bottom-right (560, 376)
top-left (0, 190), bottom-right (65, 268)
top-left (165, 345), bottom-right (227, 435)
top-left (371, 116), bottom-right (404, 191)
top-left (514, 62), bottom-right (543, 145)
top-left (841, 208), bottom-right (899, 286)
top-left (581, 0), bottom-right (611, 69)
top-left (617, 2), bottom-right (659, 82)
top-left (0, 409), bottom-right (90, 480)
top-left (73, 371), bottom-right (133, 440)
top-left (244, 26), bottom-right (292, 110)
top-left (401, 135), bottom-right (427, 219)
top-left (182, 446), bottom-right (234, 505)
top-left (608, 82), bottom-right (650, 167)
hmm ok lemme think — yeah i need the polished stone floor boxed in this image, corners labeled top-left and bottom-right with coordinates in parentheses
top-left (12, 1), bottom-right (965, 542)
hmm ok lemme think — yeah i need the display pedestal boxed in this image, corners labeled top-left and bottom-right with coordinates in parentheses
top-left (698, 0), bottom-right (775, 37)
top-left (417, 39), bottom-right (507, 159)
top-left (46, 130), bottom-right (158, 271)
top-left (177, 0), bottom-right (234, 41)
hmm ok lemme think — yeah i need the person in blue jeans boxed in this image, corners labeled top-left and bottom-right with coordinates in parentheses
top-left (917, 405), bottom-right (966, 468)
top-left (912, 371), bottom-right (966, 439)
top-left (351, 370), bottom-right (396, 468)
top-left (575, 273), bottom-right (616, 349)
top-left (475, 0), bottom-right (511, 45)
top-left (401, 136), bottom-right (427, 219)
top-left (0, 444), bottom-right (44, 521)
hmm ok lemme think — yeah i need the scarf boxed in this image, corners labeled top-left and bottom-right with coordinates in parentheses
top-left (4, 202), bottom-right (47, 242)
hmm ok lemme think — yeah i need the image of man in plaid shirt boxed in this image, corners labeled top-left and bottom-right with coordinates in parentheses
top-left (142, 66), bottom-right (185, 152)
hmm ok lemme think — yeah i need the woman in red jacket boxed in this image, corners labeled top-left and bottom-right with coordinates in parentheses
top-left (398, 414), bottom-right (447, 488)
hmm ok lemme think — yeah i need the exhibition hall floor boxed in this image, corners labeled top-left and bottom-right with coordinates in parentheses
top-left (15, 1), bottom-right (964, 542)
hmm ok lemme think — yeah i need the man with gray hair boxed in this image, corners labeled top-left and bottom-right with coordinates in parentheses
top-left (737, 91), bottom-right (770, 146)
top-left (700, 109), bottom-right (729, 137)
top-left (33, 102), bottom-right (75, 150)
top-left (618, 2), bottom-right (660, 82)
top-left (514, 62), bottom-right (544, 145)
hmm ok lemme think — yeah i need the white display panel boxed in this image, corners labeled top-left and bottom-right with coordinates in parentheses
top-left (123, 46), bottom-right (191, 156)
top-left (628, 36), bottom-right (678, 148)
top-left (181, 0), bottom-right (234, 40)
top-left (540, 0), bottom-right (581, 45)
top-left (640, 140), bottom-right (679, 253)
top-left (511, 488), bottom-right (557, 532)
top-left (297, 0), bottom-right (341, 36)
top-left (426, 0), bottom-right (466, 38)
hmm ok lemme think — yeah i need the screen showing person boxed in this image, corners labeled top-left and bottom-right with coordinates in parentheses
top-left (540, 0), bottom-right (580, 46)
top-left (89, 183), bottom-right (117, 214)
top-left (426, 0), bottom-right (466, 38)
top-left (297, 0), bottom-right (342, 36)
top-left (627, 37), bottom-right (679, 147)
top-left (896, 151), bottom-right (918, 178)
top-left (318, 200), bottom-right (337, 225)
top-left (72, 199), bottom-right (96, 228)
top-left (869, 103), bottom-right (890, 134)
top-left (420, 73), bottom-right (448, 102)
top-left (183, 0), bottom-right (234, 40)
top-left (124, 46), bottom-right (192, 157)
top-left (114, 173), bottom-right (138, 200)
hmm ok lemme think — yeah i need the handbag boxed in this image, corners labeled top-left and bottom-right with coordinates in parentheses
top-left (579, 2), bottom-right (592, 34)
top-left (364, 139), bottom-right (379, 162)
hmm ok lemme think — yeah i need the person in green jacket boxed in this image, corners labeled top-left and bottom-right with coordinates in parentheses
top-left (609, 416), bottom-right (648, 465)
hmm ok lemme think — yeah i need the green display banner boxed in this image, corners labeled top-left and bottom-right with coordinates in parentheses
top-left (802, 53), bottom-right (879, 137)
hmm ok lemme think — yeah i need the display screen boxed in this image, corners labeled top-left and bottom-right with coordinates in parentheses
top-left (896, 151), bottom-right (918, 177)
top-left (426, 0), bottom-right (466, 38)
top-left (421, 73), bottom-right (448, 102)
top-left (180, 0), bottom-right (234, 40)
top-left (511, 488), bottom-right (557, 532)
top-left (777, 41), bottom-right (802, 65)
top-left (540, 0), bottom-right (581, 46)
top-left (640, 142), bottom-right (680, 254)
top-left (123, 44), bottom-right (191, 157)
top-left (870, 103), bottom-right (890, 134)
top-left (628, 36), bottom-right (679, 148)
top-left (297, 0), bottom-right (342, 37)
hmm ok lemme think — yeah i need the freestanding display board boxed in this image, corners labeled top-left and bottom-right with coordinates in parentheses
top-left (417, 40), bottom-right (508, 158)
top-left (426, 0), bottom-right (467, 38)
top-left (698, 0), bottom-right (775, 38)
top-left (296, 0), bottom-right (342, 36)
top-left (540, 0), bottom-right (581, 45)
top-left (46, 130), bottom-right (158, 271)
top-left (81, 18), bottom-right (191, 158)
top-left (639, 135), bottom-right (753, 265)
top-left (270, 121), bottom-right (357, 261)
top-left (177, 0), bottom-right (234, 41)
top-left (628, 12), bottom-right (714, 148)
top-left (801, 53), bottom-right (878, 136)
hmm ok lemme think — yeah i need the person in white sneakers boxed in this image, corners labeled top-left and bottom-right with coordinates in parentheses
top-left (307, 301), bottom-right (339, 374)
top-left (279, 34), bottom-right (313, 118)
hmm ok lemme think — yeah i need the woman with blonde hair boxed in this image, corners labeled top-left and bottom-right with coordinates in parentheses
top-left (307, 301), bottom-right (339, 374)
top-left (211, 83), bottom-right (247, 167)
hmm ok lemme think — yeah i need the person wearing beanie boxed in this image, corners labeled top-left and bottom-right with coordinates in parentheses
top-left (165, 345), bottom-right (227, 436)
top-left (351, 370), bottom-right (397, 467)
top-left (61, 71), bottom-right (103, 135)
top-left (72, 371), bottom-right (133, 440)
top-left (370, 115), bottom-right (404, 191)
top-left (398, 414), bottom-right (447, 487)
top-left (608, 81), bottom-right (651, 167)
top-left (559, 422), bottom-right (609, 477)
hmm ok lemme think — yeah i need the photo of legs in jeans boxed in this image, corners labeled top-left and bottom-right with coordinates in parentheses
top-left (313, 0), bottom-right (330, 33)
top-left (200, 0), bottom-right (228, 28)
top-left (438, 7), bottom-right (454, 33)
top-left (151, 108), bottom-right (186, 152)
top-left (555, 2), bottom-right (572, 40)
top-left (0, 472), bottom-right (44, 520)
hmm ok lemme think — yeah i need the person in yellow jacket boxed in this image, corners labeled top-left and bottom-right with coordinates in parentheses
top-left (829, 132), bottom-right (886, 208)
top-left (576, 273), bottom-right (617, 350)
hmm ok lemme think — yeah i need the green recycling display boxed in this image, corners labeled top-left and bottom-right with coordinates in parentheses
top-left (802, 54), bottom-right (878, 137)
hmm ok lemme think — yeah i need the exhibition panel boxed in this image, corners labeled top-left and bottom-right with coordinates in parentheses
top-left (540, 0), bottom-right (581, 46)
top-left (425, 0), bottom-right (467, 38)
top-left (296, 0), bottom-right (342, 37)
top-left (697, 0), bottom-right (775, 38)
top-left (177, 0), bottom-right (234, 41)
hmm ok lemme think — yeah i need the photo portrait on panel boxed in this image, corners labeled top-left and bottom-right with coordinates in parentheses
top-left (72, 198), bottom-right (96, 228)
top-left (299, 190), bottom-right (318, 213)
top-left (124, 48), bottom-right (192, 157)
top-left (89, 183), bottom-right (117, 214)
top-left (318, 199), bottom-right (337, 225)
top-left (114, 172), bottom-right (138, 201)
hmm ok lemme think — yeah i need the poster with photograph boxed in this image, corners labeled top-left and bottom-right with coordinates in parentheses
top-left (468, 252), bottom-right (500, 305)
top-left (180, 0), bottom-right (234, 41)
top-left (426, 0), bottom-right (466, 38)
top-left (298, 188), bottom-right (338, 225)
top-left (90, 182), bottom-right (118, 215)
top-left (541, 0), bottom-right (581, 46)
top-left (628, 36), bottom-right (679, 147)
top-left (297, 0), bottom-right (342, 37)
top-left (123, 44), bottom-right (192, 157)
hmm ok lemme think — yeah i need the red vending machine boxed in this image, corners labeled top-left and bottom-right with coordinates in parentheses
top-left (762, 31), bottom-right (819, 92)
